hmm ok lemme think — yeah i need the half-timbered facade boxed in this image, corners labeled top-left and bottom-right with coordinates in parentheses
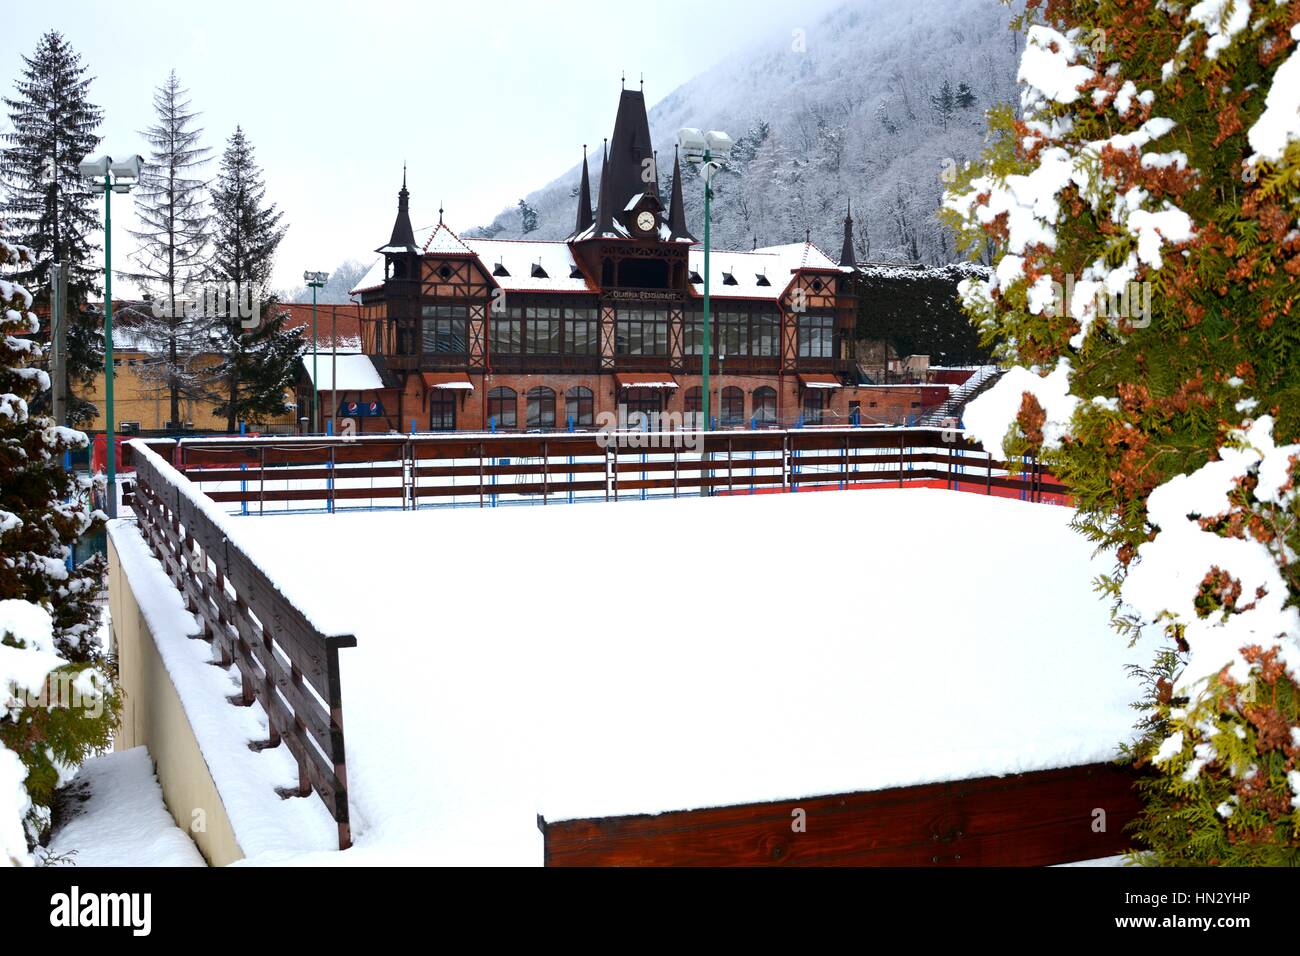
top-left (336, 89), bottom-right (947, 433)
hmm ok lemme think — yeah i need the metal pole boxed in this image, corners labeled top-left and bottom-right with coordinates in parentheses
top-left (331, 306), bottom-right (338, 435)
top-left (311, 284), bottom-right (319, 434)
top-left (701, 150), bottom-right (713, 433)
top-left (104, 179), bottom-right (117, 519)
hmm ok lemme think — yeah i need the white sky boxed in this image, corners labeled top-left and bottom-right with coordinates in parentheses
top-left (8, 0), bottom-right (838, 294)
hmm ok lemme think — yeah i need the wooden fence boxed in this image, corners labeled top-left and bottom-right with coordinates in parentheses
top-left (541, 762), bottom-right (1142, 866)
top-left (138, 427), bottom-right (1066, 512)
top-left (128, 446), bottom-right (356, 850)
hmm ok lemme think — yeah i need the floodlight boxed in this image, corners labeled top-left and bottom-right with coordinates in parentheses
top-left (677, 128), bottom-right (707, 164)
top-left (78, 155), bottom-right (111, 181)
top-left (704, 131), bottom-right (734, 162)
top-left (108, 155), bottom-right (143, 182)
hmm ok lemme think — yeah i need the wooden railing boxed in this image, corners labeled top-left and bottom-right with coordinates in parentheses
top-left (127, 444), bottom-right (356, 850)
top-left (158, 427), bottom-right (1066, 512)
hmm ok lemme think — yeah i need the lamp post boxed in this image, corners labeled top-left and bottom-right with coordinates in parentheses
top-left (79, 153), bottom-right (142, 519)
top-left (676, 128), bottom-right (733, 432)
top-left (304, 271), bottom-right (329, 433)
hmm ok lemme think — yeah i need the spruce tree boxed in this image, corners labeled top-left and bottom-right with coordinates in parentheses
top-left (127, 70), bottom-right (211, 429)
top-left (0, 31), bottom-right (104, 426)
top-left (0, 234), bottom-right (118, 858)
top-left (945, 1), bottom-right (1300, 864)
top-left (207, 126), bottom-right (298, 431)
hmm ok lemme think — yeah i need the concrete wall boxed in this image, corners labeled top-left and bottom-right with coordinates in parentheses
top-left (109, 536), bottom-right (243, 866)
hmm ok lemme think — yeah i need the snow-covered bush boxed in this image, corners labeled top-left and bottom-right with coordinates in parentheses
top-left (0, 235), bottom-right (119, 863)
top-left (943, 1), bottom-right (1300, 863)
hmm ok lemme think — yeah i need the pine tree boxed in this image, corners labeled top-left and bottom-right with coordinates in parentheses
top-left (955, 81), bottom-right (977, 110)
top-left (929, 78), bottom-right (956, 130)
top-left (945, 1), bottom-right (1300, 865)
top-left (206, 127), bottom-right (297, 432)
top-left (0, 234), bottom-right (118, 858)
top-left (127, 70), bottom-right (211, 429)
top-left (0, 31), bottom-right (104, 426)
top-left (517, 199), bottom-right (538, 234)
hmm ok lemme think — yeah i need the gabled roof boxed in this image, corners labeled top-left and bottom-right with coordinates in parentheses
top-left (422, 221), bottom-right (475, 256)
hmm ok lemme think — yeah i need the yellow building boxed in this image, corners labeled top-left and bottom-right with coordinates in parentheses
top-left (79, 305), bottom-right (299, 434)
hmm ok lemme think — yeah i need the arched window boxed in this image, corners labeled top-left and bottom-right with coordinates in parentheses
top-left (525, 386), bottom-right (556, 430)
top-left (565, 386), bottom-right (594, 428)
top-left (752, 386), bottom-right (777, 425)
top-left (684, 386), bottom-right (703, 414)
top-left (721, 386), bottom-right (745, 427)
top-left (488, 387), bottom-right (517, 429)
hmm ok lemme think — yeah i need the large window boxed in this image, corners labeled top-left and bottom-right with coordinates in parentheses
top-left (803, 389), bottom-right (826, 425)
top-left (615, 307), bottom-right (669, 356)
top-left (753, 311), bottom-right (779, 357)
top-left (421, 304), bottom-right (468, 354)
top-left (565, 386), bottom-right (594, 427)
top-left (565, 308), bottom-right (598, 355)
top-left (797, 313), bottom-right (835, 359)
top-left (429, 392), bottom-right (456, 431)
top-left (526, 386), bottom-right (556, 429)
top-left (488, 386), bottom-right (517, 429)
top-left (753, 386), bottom-right (777, 425)
top-left (683, 310), bottom-right (703, 356)
top-left (491, 307), bottom-right (523, 355)
top-left (721, 386), bottom-right (745, 426)
top-left (524, 306), bottom-right (561, 354)
top-left (716, 310), bottom-right (749, 357)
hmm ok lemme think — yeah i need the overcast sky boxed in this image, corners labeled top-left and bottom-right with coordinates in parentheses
top-left (7, 0), bottom-right (840, 294)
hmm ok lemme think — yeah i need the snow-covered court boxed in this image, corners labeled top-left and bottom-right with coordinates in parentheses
top-left (152, 485), bottom-right (1146, 865)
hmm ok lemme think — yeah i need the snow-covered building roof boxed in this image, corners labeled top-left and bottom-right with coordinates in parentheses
top-left (301, 353), bottom-right (385, 391)
top-left (687, 241), bottom-right (839, 301)
top-left (422, 221), bottom-right (475, 256)
top-left (463, 238), bottom-right (592, 292)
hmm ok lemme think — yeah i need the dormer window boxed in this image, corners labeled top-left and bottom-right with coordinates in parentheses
top-left (689, 269), bottom-right (703, 284)
top-left (722, 271), bottom-right (737, 286)
top-left (569, 264), bottom-right (583, 279)
top-left (493, 262), bottom-right (510, 277)
top-left (755, 273), bottom-right (771, 287)
top-left (531, 261), bottom-right (549, 279)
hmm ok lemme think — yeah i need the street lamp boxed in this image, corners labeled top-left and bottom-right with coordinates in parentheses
top-left (304, 270), bottom-right (329, 433)
top-left (79, 153), bottom-right (142, 519)
top-left (676, 128), bottom-right (733, 432)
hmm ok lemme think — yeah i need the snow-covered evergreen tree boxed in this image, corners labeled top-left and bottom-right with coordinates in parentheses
top-left (946, 0), bottom-right (1300, 864)
top-left (206, 127), bottom-right (298, 431)
top-left (127, 70), bottom-right (212, 429)
top-left (0, 31), bottom-right (104, 426)
top-left (0, 234), bottom-right (118, 863)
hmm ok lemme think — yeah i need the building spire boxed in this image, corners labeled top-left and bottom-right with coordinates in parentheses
top-left (594, 138), bottom-right (614, 234)
top-left (378, 167), bottom-right (418, 254)
top-left (572, 144), bottom-right (593, 237)
top-left (439, 201), bottom-right (444, 226)
top-left (839, 198), bottom-right (856, 267)
top-left (667, 144), bottom-right (694, 242)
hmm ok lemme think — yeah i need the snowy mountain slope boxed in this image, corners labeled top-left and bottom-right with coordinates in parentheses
top-left (469, 0), bottom-right (1022, 265)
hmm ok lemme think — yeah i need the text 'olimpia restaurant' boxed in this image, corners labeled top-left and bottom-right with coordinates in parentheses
top-left (336, 87), bottom-right (946, 433)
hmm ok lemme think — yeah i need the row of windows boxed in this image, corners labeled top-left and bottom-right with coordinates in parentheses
top-left (485, 385), bottom-right (594, 430)
top-left (481, 385), bottom-right (790, 429)
top-left (412, 303), bottom-right (835, 359)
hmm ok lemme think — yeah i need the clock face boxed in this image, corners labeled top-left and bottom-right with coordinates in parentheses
top-left (636, 210), bottom-right (656, 233)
